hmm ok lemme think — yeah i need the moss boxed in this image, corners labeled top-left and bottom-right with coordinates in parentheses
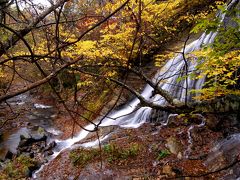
top-left (0, 155), bottom-right (38, 179)
top-left (69, 142), bottom-right (141, 167)
top-left (103, 143), bottom-right (140, 163)
top-left (157, 149), bottom-right (171, 160)
top-left (69, 148), bottom-right (99, 167)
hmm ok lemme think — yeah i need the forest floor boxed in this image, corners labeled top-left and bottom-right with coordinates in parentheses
top-left (37, 113), bottom-right (240, 180)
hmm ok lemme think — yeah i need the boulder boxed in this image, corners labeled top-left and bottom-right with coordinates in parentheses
top-left (204, 133), bottom-right (240, 172)
top-left (5, 150), bottom-right (13, 159)
top-left (44, 141), bottom-right (56, 152)
top-left (165, 137), bottom-right (183, 158)
top-left (18, 133), bottom-right (47, 148)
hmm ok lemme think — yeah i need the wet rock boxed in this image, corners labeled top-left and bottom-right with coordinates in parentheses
top-left (19, 133), bottom-right (47, 148)
top-left (5, 150), bottom-right (13, 159)
top-left (28, 162), bottom-right (42, 177)
top-left (20, 133), bottom-right (31, 140)
top-left (150, 109), bottom-right (170, 123)
top-left (173, 99), bottom-right (185, 107)
top-left (31, 126), bottom-right (48, 141)
top-left (47, 150), bottom-right (54, 156)
top-left (166, 114), bottom-right (179, 127)
top-left (18, 146), bottom-right (31, 153)
top-left (44, 150), bottom-right (54, 157)
top-left (204, 133), bottom-right (240, 173)
top-left (18, 129), bottom-right (47, 148)
top-left (204, 113), bottom-right (240, 136)
top-left (0, 149), bottom-right (14, 161)
top-left (81, 126), bottom-right (118, 144)
top-left (44, 141), bottom-right (56, 152)
top-left (172, 167), bottom-right (182, 176)
top-left (196, 94), bottom-right (240, 113)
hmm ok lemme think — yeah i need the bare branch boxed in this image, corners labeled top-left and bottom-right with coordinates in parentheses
top-left (0, 0), bottom-right (69, 57)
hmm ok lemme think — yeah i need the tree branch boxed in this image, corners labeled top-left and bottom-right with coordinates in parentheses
top-left (0, 0), bottom-right (69, 57)
top-left (0, 58), bottom-right (78, 102)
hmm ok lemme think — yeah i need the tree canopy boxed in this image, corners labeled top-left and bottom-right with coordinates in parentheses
top-left (0, 0), bottom-right (239, 127)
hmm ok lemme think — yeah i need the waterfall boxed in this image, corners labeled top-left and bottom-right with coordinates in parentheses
top-left (33, 0), bottom-right (239, 178)
top-left (52, 7), bottom-right (228, 151)
top-left (50, 31), bottom-right (218, 156)
top-left (102, 32), bottom-right (217, 125)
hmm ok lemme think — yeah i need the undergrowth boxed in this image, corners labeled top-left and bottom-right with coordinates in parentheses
top-left (69, 142), bottom-right (141, 167)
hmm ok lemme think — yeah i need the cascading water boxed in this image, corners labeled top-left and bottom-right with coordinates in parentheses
top-left (49, 32), bottom-right (217, 155)
top-left (54, 12), bottom-right (220, 154)
top-left (33, 0), bottom-right (239, 178)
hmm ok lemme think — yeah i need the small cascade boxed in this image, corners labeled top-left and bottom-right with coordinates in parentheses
top-left (184, 114), bottom-right (206, 158)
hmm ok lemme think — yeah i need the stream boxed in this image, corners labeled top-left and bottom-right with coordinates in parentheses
top-left (0, 93), bottom-right (60, 161)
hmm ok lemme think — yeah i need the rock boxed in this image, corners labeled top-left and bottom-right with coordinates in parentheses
top-left (20, 132), bottom-right (31, 139)
top-left (44, 141), bottom-right (56, 152)
top-left (150, 109), bottom-right (170, 123)
top-left (173, 99), bottom-right (185, 107)
top-left (172, 167), bottom-right (182, 176)
top-left (0, 132), bottom-right (3, 142)
top-left (81, 126), bottom-right (118, 144)
top-left (165, 137), bottom-right (183, 158)
top-left (32, 128), bottom-right (48, 142)
top-left (18, 146), bottom-right (31, 153)
top-left (0, 150), bottom-right (14, 161)
top-left (47, 150), bottom-right (54, 156)
top-left (24, 168), bottom-right (31, 177)
top-left (19, 134), bottom-right (47, 148)
top-left (204, 133), bottom-right (240, 173)
top-left (44, 149), bottom-right (54, 157)
top-left (196, 94), bottom-right (240, 113)
top-left (29, 152), bottom-right (34, 158)
top-left (205, 113), bottom-right (240, 136)
top-left (5, 150), bottom-right (13, 159)
top-left (205, 114), bottom-right (220, 130)
top-left (0, 149), bottom-right (14, 161)
top-left (166, 114), bottom-right (179, 127)
top-left (28, 163), bottom-right (41, 177)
